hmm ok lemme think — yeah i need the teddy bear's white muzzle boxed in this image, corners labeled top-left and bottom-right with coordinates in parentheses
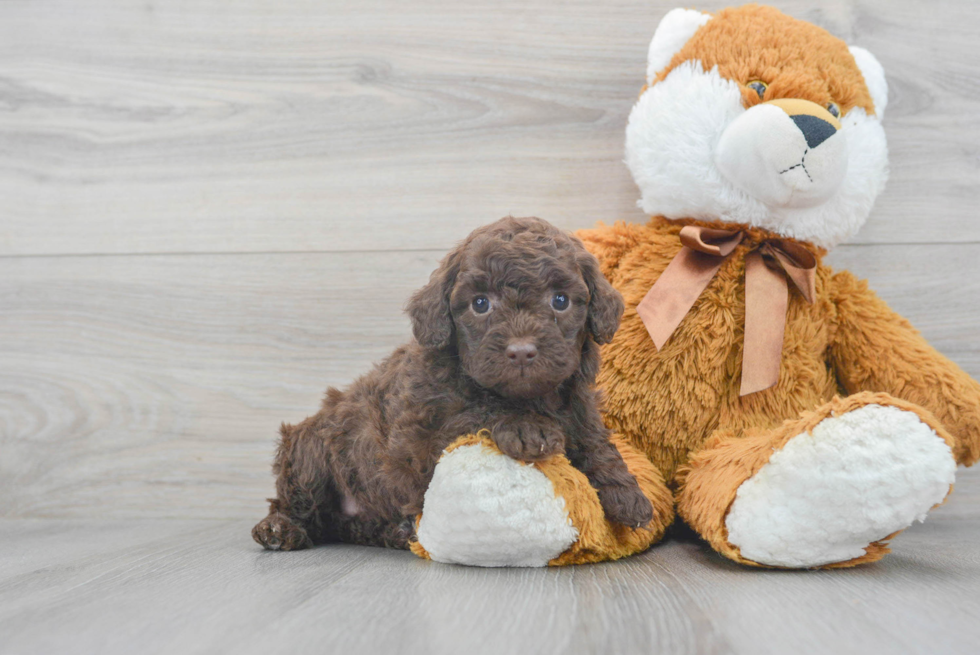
top-left (715, 100), bottom-right (848, 209)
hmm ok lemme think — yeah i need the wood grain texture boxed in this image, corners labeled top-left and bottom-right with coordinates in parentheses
top-left (0, 0), bottom-right (978, 256)
top-left (1, 245), bottom-right (978, 519)
top-left (0, 473), bottom-right (978, 655)
top-left (0, 250), bottom-right (434, 518)
top-left (2, 0), bottom-right (979, 651)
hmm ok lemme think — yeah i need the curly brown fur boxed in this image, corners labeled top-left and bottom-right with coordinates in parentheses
top-left (252, 216), bottom-right (653, 551)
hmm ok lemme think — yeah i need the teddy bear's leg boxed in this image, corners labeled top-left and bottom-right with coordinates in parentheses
top-left (675, 392), bottom-right (958, 568)
top-left (414, 434), bottom-right (675, 566)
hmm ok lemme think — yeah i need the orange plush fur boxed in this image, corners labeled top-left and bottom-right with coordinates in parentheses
top-left (576, 5), bottom-right (980, 568)
top-left (653, 5), bottom-right (876, 116)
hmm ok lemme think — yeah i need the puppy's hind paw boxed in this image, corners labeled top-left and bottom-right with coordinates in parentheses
top-left (597, 483), bottom-right (654, 529)
top-left (252, 513), bottom-right (313, 551)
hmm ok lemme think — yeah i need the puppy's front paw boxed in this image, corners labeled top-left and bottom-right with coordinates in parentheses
top-left (492, 417), bottom-right (565, 462)
top-left (597, 483), bottom-right (654, 529)
top-left (252, 513), bottom-right (313, 551)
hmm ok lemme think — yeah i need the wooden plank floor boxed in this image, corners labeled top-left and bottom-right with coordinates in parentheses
top-left (2, 0), bottom-right (979, 653)
top-left (2, 471), bottom-right (979, 655)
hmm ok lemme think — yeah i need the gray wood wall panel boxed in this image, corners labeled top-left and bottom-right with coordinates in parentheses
top-left (0, 0), bottom-right (978, 256)
top-left (1, 245), bottom-right (978, 519)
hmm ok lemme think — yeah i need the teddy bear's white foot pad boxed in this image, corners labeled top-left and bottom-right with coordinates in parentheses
top-left (416, 443), bottom-right (579, 567)
top-left (725, 404), bottom-right (956, 568)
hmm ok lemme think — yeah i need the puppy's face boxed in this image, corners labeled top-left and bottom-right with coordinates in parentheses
top-left (450, 246), bottom-right (591, 399)
top-left (408, 217), bottom-right (624, 400)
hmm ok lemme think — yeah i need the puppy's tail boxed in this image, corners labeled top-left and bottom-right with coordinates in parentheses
top-left (272, 421), bottom-right (296, 476)
top-left (321, 386), bottom-right (344, 409)
top-left (272, 387), bottom-right (342, 476)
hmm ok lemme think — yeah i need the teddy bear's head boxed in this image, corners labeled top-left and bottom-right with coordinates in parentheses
top-left (625, 4), bottom-right (888, 249)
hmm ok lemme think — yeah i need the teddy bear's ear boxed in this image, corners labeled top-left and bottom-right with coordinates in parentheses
top-left (646, 8), bottom-right (713, 83)
top-left (849, 46), bottom-right (888, 118)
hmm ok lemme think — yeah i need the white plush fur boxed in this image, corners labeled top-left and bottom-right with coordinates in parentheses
top-left (646, 8), bottom-right (713, 82)
top-left (416, 443), bottom-right (579, 567)
top-left (715, 103), bottom-right (848, 208)
top-left (725, 405), bottom-right (956, 568)
top-left (850, 46), bottom-right (888, 118)
top-left (625, 60), bottom-right (889, 250)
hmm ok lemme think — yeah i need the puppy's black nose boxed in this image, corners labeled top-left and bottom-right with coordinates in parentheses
top-left (506, 341), bottom-right (537, 365)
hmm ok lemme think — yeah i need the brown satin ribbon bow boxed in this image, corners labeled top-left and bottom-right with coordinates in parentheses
top-left (636, 225), bottom-right (817, 396)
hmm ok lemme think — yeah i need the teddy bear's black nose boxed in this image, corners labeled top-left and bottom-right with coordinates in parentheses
top-left (791, 114), bottom-right (837, 149)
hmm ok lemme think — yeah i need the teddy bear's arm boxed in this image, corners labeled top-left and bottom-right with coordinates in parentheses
top-left (574, 221), bottom-right (641, 278)
top-left (829, 269), bottom-right (980, 466)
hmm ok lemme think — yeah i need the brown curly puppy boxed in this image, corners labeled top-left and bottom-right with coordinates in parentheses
top-left (252, 217), bottom-right (654, 551)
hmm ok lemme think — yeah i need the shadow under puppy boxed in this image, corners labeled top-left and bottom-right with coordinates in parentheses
top-left (253, 216), bottom-right (654, 551)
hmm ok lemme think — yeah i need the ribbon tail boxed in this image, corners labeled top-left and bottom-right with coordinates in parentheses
top-left (770, 243), bottom-right (817, 304)
top-left (637, 247), bottom-right (727, 350)
top-left (740, 251), bottom-right (788, 396)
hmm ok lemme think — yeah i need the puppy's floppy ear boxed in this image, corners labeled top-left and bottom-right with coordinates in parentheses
top-left (577, 339), bottom-right (602, 385)
top-left (406, 245), bottom-right (464, 349)
top-left (578, 249), bottom-right (624, 345)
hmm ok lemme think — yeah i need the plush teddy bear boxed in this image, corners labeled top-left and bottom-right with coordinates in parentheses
top-left (571, 3), bottom-right (980, 569)
top-left (412, 3), bottom-right (980, 569)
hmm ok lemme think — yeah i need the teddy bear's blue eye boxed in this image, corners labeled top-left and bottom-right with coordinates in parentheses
top-left (552, 292), bottom-right (570, 311)
top-left (472, 296), bottom-right (490, 314)
top-left (747, 80), bottom-right (768, 98)
top-left (827, 102), bottom-right (840, 118)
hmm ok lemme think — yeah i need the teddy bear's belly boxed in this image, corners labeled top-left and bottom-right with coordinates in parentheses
top-left (598, 295), bottom-right (839, 483)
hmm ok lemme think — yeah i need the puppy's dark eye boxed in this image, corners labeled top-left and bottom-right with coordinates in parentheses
top-left (551, 292), bottom-right (570, 311)
top-left (827, 102), bottom-right (840, 118)
top-left (472, 296), bottom-right (490, 314)
top-left (747, 80), bottom-right (767, 99)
